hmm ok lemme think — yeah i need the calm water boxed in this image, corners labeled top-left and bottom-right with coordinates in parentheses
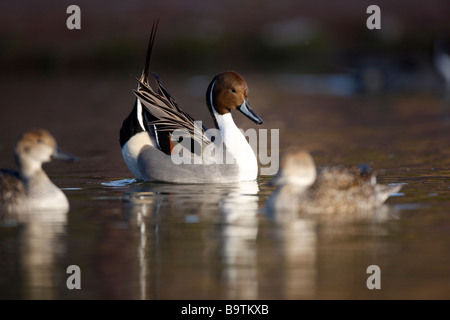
top-left (0, 74), bottom-right (449, 300)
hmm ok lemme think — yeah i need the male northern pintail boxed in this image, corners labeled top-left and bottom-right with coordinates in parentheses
top-left (120, 21), bottom-right (263, 183)
top-left (0, 129), bottom-right (76, 213)
top-left (266, 148), bottom-right (402, 214)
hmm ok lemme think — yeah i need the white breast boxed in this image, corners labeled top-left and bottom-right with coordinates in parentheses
top-left (214, 112), bottom-right (258, 181)
top-left (122, 131), bottom-right (154, 180)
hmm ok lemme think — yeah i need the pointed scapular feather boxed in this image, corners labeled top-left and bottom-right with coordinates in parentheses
top-left (132, 75), bottom-right (212, 146)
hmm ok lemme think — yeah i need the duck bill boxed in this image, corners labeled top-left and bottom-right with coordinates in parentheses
top-left (52, 146), bottom-right (78, 162)
top-left (238, 100), bottom-right (263, 125)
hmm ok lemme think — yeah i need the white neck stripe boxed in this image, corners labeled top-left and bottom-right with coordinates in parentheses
top-left (209, 79), bottom-right (217, 114)
top-left (136, 99), bottom-right (146, 131)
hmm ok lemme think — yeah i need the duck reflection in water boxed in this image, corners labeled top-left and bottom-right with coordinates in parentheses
top-left (0, 198), bottom-right (68, 299)
top-left (120, 180), bottom-right (259, 299)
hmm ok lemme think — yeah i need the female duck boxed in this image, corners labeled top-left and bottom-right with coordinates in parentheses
top-left (0, 129), bottom-right (76, 213)
top-left (266, 148), bottom-right (402, 214)
top-left (120, 21), bottom-right (263, 183)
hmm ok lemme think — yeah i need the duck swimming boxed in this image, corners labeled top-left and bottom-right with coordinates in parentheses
top-left (119, 21), bottom-right (263, 183)
top-left (266, 148), bottom-right (402, 214)
top-left (0, 129), bottom-right (76, 213)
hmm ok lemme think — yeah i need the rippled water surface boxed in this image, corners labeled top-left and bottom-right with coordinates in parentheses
top-left (0, 75), bottom-right (449, 299)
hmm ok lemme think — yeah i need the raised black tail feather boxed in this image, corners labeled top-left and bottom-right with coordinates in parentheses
top-left (131, 20), bottom-right (214, 155)
top-left (141, 19), bottom-right (159, 85)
